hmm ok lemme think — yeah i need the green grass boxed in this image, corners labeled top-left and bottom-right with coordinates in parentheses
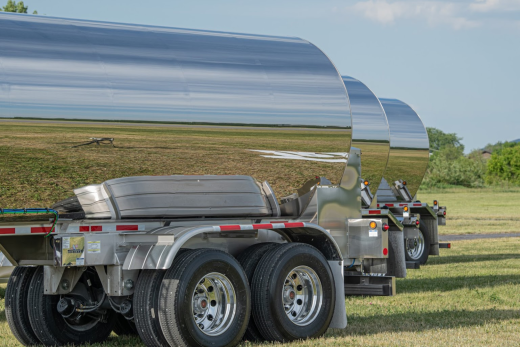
top-left (2, 238), bottom-right (520, 346)
top-left (418, 187), bottom-right (520, 235)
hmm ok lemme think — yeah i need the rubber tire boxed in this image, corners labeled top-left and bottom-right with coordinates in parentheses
top-left (158, 248), bottom-right (251, 347)
top-left (27, 266), bottom-right (116, 346)
top-left (251, 243), bottom-right (335, 342)
top-left (134, 269), bottom-right (169, 347)
top-left (5, 266), bottom-right (40, 346)
top-left (113, 314), bottom-right (138, 336)
top-left (236, 242), bottom-right (279, 342)
top-left (404, 227), bottom-right (431, 265)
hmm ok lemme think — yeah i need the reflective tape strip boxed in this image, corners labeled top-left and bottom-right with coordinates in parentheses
top-left (214, 222), bottom-right (306, 232)
top-left (0, 228), bottom-right (15, 235)
top-left (31, 227), bottom-right (54, 234)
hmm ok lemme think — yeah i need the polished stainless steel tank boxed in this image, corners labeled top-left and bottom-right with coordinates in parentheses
top-left (342, 76), bottom-right (390, 196)
top-left (0, 13), bottom-right (352, 197)
top-left (377, 98), bottom-right (430, 201)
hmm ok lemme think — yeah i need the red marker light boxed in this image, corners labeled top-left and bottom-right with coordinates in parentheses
top-left (383, 223), bottom-right (390, 231)
top-left (383, 248), bottom-right (388, 256)
top-left (402, 181), bottom-right (407, 186)
top-left (443, 211), bottom-right (446, 216)
top-left (415, 220), bottom-right (420, 226)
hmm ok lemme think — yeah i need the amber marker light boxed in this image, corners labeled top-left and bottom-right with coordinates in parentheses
top-left (369, 221), bottom-right (377, 229)
top-left (364, 180), bottom-right (369, 186)
top-left (403, 206), bottom-right (409, 212)
top-left (434, 200), bottom-right (438, 205)
top-left (402, 181), bottom-right (407, 185)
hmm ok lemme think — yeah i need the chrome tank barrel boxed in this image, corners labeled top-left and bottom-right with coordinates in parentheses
top-left (0, 13), bottom-right (352, 197)
top-left (378, 98), bottom-right (430, 200)
top-left (342, 76), bottom-right (390, 195)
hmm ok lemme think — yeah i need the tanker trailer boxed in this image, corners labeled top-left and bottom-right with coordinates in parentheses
top-left (340, 76), bottom-right (409, 282)
top-left (0, 13), bottom-right (393, 346)
top-left (373, 98), bottom-right (449, 265)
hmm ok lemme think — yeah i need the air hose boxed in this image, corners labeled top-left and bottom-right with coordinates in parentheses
top-left (0, 208), bottom-right (59, 237)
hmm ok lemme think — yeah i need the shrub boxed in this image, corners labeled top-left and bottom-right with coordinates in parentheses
top-left (486, 145), bottom-right (520, 185)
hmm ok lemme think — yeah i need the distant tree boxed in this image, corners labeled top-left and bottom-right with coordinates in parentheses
top-left (486, 143), bottom-right (520, 185)
top-left (0, 0), bottom-right (37, 14)
top-left (422, 128), bottom-right (486, 188)
top-left (426, 127), bottom-right (464, 152)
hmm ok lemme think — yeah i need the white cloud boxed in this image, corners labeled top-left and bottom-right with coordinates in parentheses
top-left (350, 0), bottom-right (480, 29)
top-left (470, 0), bottom-right (520, 12)
top-left (348, 0), bottom-right (520, 30)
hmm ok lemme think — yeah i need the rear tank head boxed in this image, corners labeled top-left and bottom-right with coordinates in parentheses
top-left (377, 98), bottom-right (430, 201)
top-left (341, 76), bottom-right (391, 202)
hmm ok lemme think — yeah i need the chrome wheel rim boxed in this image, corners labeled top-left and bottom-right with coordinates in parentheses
top-left (192, 272), bottom-right (236, 336)
top-left (282, 265), bottom-right (322, 326)
top-left (406, 230), bottom-right (425, 260)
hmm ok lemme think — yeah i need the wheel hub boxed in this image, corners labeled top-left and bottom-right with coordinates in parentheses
top-left (192, 272), bottom-right (236, 336)
top-left (406, 230), bottom-right (425, 260)
top-left (282, 266), bottom-right (323, 326)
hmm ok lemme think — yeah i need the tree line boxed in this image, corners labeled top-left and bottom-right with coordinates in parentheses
top-left (0, 0), bottom-right (36, 14)
top-left (422, 127), bottom-right (520, 188)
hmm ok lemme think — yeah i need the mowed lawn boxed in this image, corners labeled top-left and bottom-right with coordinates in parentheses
top-left (419, 188), bottom-right (520, 235)
top-left (1, 238), bottom-right (520, 346)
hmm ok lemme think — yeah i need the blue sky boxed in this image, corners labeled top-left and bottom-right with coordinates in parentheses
top-left (27, 0), bottom-right (520, 151)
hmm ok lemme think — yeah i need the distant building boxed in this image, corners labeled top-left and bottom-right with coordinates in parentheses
top-left (481, 150), bottom-right (492, 159)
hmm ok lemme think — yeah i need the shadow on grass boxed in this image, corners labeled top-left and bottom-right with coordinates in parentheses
top-left (334, 308), bottom-right (520, 337)
top-left (428, 254), bottom-right (520, 266)
top-left (398, 274), bottom-right (520, 293)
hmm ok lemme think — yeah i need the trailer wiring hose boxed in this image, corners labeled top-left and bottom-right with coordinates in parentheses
top-left (0, 208), bottom-right (59, 237)
top-left (346, 258), bottom-right (356, 269)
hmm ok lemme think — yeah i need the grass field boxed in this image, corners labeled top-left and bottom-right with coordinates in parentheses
top-left (419, 188), bottom-right (520, 235)
top-left (2, 238), bottom-right (520, 346)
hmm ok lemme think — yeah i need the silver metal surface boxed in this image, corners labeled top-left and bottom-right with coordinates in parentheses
top-left (0, 13), bottom-right (352, 198)
top-left (378, 99), bottom-right (430, 201)
top-left (327, 260), bottom-right (347, 329)
top-left (192, 272), bottom-right (236, 336)
top-left (0, 252), bottom-right (14, 283)
top-left (123, 222), bottom-right (343, 270)
top-left (80, 175), bottom-right (271, 219)
top-left (342, 76), bottom-right (390, 196)
top-left (43, 266), bottom-right (83, 295)
top-left (283, 265), bottom-right (323, 326)
top-left (405, 229), bottom-right (425, 261)
top-left (347, 219), bottom-right (388, 259)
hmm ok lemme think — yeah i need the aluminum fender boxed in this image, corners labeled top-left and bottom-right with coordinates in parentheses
top-left (123, 222), bottom-right (343, 270)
